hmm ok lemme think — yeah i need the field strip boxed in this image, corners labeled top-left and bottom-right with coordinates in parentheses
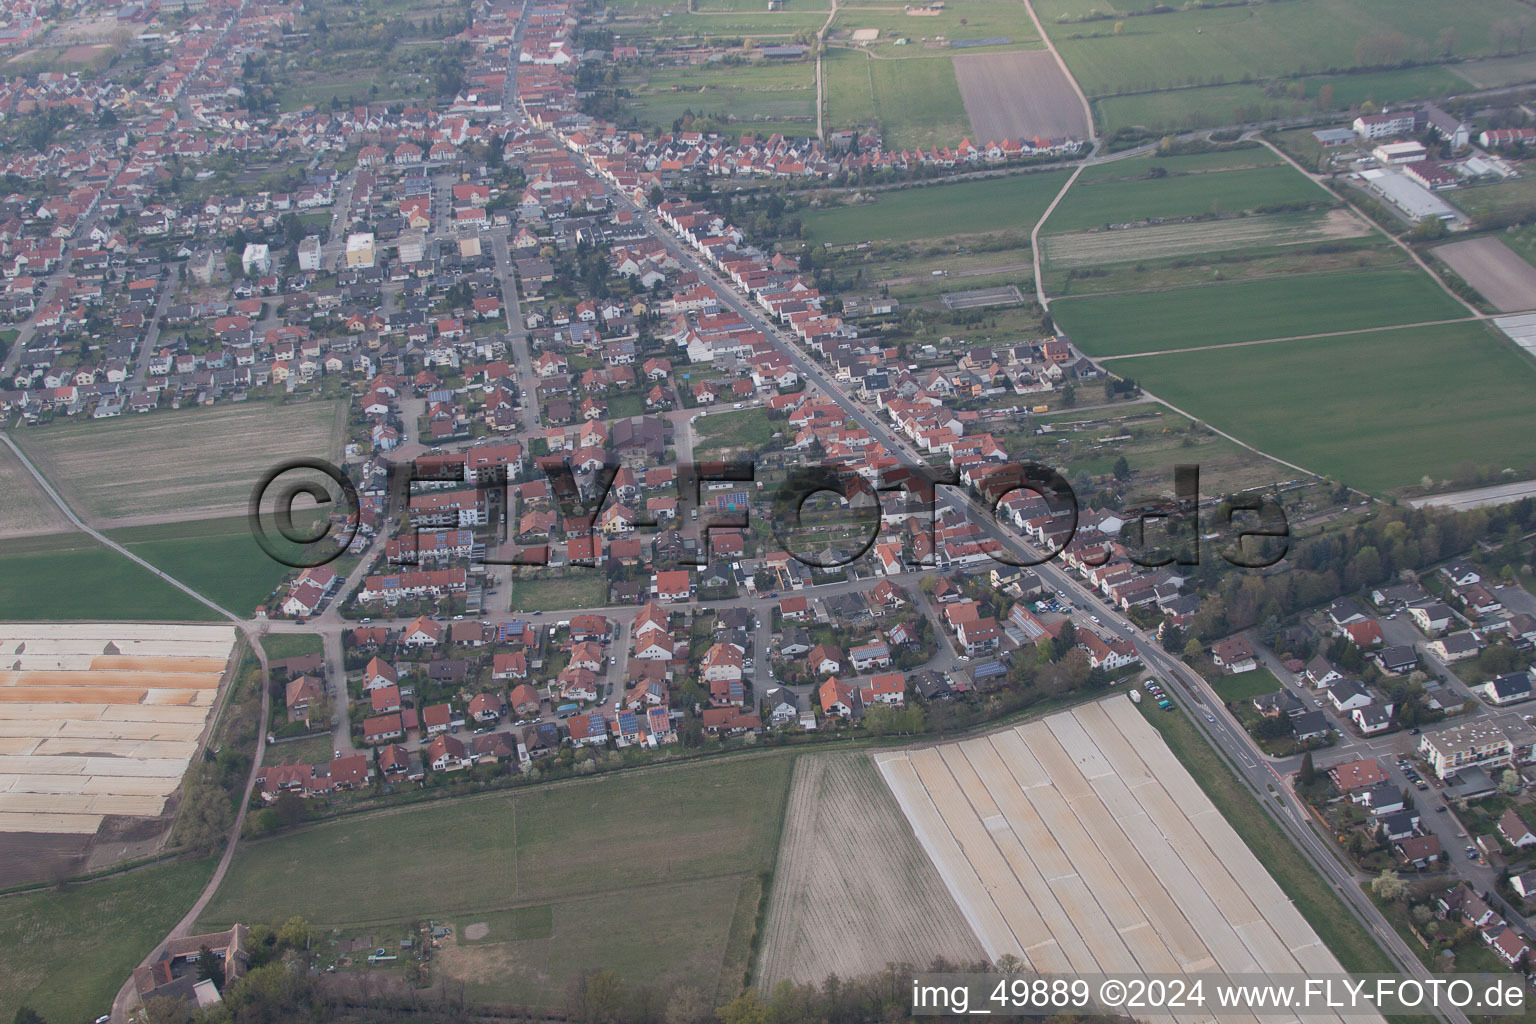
top-left (1094, 316), bottom-right (1482, 361)
top-left (879, 699), bottom-right (1377, 1024)
top-left (1041, 209), bottom-right (1371, 269)
top-left (873, 751), bottom-right (1027, 961)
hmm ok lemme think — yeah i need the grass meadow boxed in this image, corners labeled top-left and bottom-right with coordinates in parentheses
top-left (197, 754), bottom-right (794, 1006)
top-left (0, 857), bottom-right (216, 1024)
top-left (626, 59), bottom-right (816, 129)
top-left (821, 49), bottom-right (973, 150)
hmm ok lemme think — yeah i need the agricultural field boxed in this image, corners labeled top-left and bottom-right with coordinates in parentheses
top-left (0, 622), bottom-right (237, 835)
top-left (1095, 66), bottom-right (1466, 135)
top-left (803, 168), bottom-right (1072, 245)
top-left (0, 855), bottom-right (217, 1024)
top-left (874, 698), bottom-right (1369, 1007)
top-left (1120, 320), bottom-right (1536, 494)
top-left (1043, 161), bottom-right (1330, 233)
top-left (821, 50), bottom-right (972, 150)
top-left (1451, 51), bottom-right (1536, 88)
top-left (1433, 237), bottom-right (1536, 313)
top-left (952, 50), bottom-right (1089, 143)
top-left (0, 533), bottom-right (222, 622)
top-left (1037, 0), bottom-right (1534, 99)
top-left (756, 753), bottom-right (985, 986)
top-left (625, 59), bottom-right (816, 132)
top-left (1041, 208), bottom-right (1372, 270)
top-left (11, 400), bottom-right (346, 525)
top-left (0, 441), bottom-right (72, 539)
top-left (107, 515), bottom-right (330, 617)
top-left (1051, 267), bottom-right (1470, 356)
top-left (198, 754), bottom-right (793, 1007)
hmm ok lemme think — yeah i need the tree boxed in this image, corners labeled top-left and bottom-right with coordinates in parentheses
top-left (569, 969), bottom-right (626, 1024)
top-left (13, 1008), bottom-right (50, 1024)
top-left (664, 986), bottom-right (710, 1024)
top-left (1299, 751), bottom-right (1317, 787)
top-left (1113, 455), bottom-right (1131, 481)
top-left (276, 915), bottom-right (311, 950)
top-left (197, 944), bottom-right (222, 986)
top-left (1501, 768), bottom-right (1522, 795)
top-left (1371, 868), bottom-right (1408, 902)
top-left (1183, 635), bottom-right (1205, 660)
top-left (1061, 383), bottom-right (1076, 407)
top-left (717, 991), bottom-right (769, 1024)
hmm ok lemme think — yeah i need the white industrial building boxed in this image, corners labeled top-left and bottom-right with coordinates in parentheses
top-left (1372, 141), bottom-right (1427, 166)
top-left (345, 232), bottom-right (376, 268)
top-left (1358, 168), bottom-right (1458, 223)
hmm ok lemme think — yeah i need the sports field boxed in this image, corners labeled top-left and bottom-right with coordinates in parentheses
top-left (1051, 268), bottom-right (1470, 356)
top-left (876, 698), bottom-right (1374, 1024)
top-left (11, 400), bottom-right (346, 525)
top-left (0, 533), bottom-right (222, 622)
top-left (198, 753), bottom-right (794, 1006)
top-left (1120, 321), bottom-right (1536, 493)
top-left (803, 168), bottom-right (1072, 245)
top-left (0, 855), bottom-right (216, 1024)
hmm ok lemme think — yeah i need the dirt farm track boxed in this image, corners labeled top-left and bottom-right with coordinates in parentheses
top-left (953, 50), bottom-right (1089, 144)
top-left (755, 753), bottom-right (985, 986)
top-left (875, 698), bottom-right (1383, 1024)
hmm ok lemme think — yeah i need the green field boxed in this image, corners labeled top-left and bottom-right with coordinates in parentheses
top-left (1045, 163), bottom-right (1330, 233)
top-left (0, 532), bottom-right (222, 621)
top-left (0, 857), bottom-right (216, 1024)
top-left (627, 60), bottom-right (817, 129)
top-left (1051, 268), bottom-right (1470, 356)
top-left (198, 755), bottom-right (794, 1006)
top-left (1040, 0), bottom-right (1534, 98)
top-left (1122, 321), bottom-right (1536, 493)
top-left (107, 516), bottom-right (322, 617)
top-left (804, 167), bottom-right (1072, 244)
top-left (821, 49), bottom-right (972, 149)
top-left (1096, 66), bottom-right (1465, 135)
top-left (261, 632), bottom-right (324, 660)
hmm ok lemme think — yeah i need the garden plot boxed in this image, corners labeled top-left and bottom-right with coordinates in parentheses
top-left (0, 623), bottom-right (237, 834)
top-left (875, 698), bottom-right (1378, 1024)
